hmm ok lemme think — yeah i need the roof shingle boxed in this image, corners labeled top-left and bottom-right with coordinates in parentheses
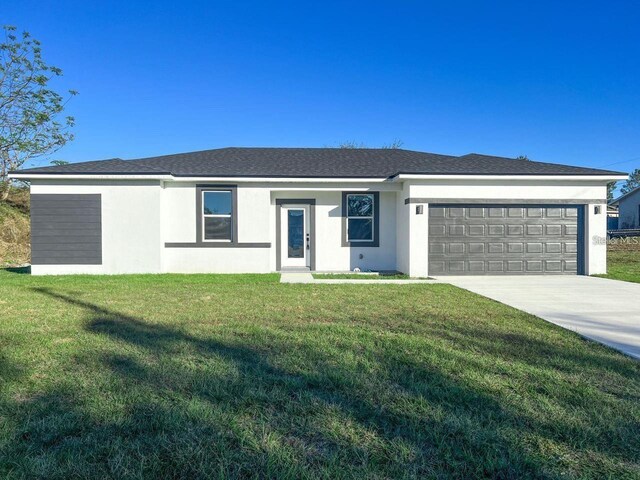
top-left (11, 147), bottom-right (626, 178)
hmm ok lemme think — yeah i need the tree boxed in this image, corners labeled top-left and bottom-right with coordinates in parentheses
top-left (0, 26), bottom-right (77, 200)
top-left (337, 140), bottom-right (404, 149)
top-left (620, 168), bottom-right (640, 195)
top-left (338, 141), bottom-right (367, 149)
top-left (607, 182), bottom-right (617, 202)
top-left (381, 139), bottom-right (404, 149)
top-left (516, 155), bottom-right (530, 161)
top-left (49, 159), bottom-right (69, 166)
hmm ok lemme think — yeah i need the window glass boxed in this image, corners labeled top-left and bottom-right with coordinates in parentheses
top-left (288, 209), bottom-right (304, 258)
top-left (348, 218), bottom-right (373, 241)
top-left (347, 194), bottom-right (373, 217)
top-left (347, 194), bottom-right (374, 241)
top-left (203, 191), bottom-right (232, 215)
top-left (204, 217), bottom-right (232, 240)
top-left (202, 190), bottom-right (232, 241)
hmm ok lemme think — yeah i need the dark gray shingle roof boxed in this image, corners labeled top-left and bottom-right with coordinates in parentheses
top-left (12, 147), bottom-right (625, 178)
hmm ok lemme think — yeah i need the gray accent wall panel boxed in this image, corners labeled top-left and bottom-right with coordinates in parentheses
top-left (428, 204), bottom-right (580, 275)
top-left (31, 194), bottom-right (102, 265)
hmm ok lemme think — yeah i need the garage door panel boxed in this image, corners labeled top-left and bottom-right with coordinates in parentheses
top-left (429, 224), bottom-right (446, 235)
top-left (429, 243), bottom-right (445, 254)
top-left (565, 261), bottom-right (578, 271)
top-left (527, 260), bottom-right (543, 272)
top-left (449, 224), bottom-right (465, 236)
top-left (468, 261), bottom-right (485, 272)
top-left (488, 225), bottom-right (505, 236)
top-left (488, 243), bottom-right (504, 253)
top-left (526, 224), bottom-right (543, 236)
top-left (508, 242), bottom-right (523, 253)
top-left (429, 207), bottom-right (446, 217)
top-left (507, 260), bottom-right (524, 272)
top-left (428, 205), bottom-right (580, 275)
top-left (488, 261), bottom-right (504, 272)
top-left (469, 243), bottom-right (485, 254)
top-left (527, 207), bottom-right (543, 217)
top-left (565, 243), bottom-right (577, 253)
top-left (449, 243), bottom-right (465, 254)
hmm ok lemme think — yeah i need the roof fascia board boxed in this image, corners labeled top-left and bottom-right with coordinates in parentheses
top-left (9, 173), bottom-right (392, 182)
top-left (9, 173), bottom-right (174, 181)
top-left (392, 174), bottom-right (628, 182)
top-left (10, 173), bottom-right (628, 182)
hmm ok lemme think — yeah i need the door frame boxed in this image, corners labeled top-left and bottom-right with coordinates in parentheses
top-left (280, 204), bottom-right (311, 269)
top-left (275, 198), bottom-right (316, 271)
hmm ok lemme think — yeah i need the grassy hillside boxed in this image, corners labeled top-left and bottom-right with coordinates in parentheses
top-left (0, 187), bottom-right (30, 266)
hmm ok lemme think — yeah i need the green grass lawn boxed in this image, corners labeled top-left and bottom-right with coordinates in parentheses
top-left (0, 270), bottom-right (638, 479)
top-left (597, 244), bottom-right (640, 283)
top-left (313, 273), bottom-right (411, 280)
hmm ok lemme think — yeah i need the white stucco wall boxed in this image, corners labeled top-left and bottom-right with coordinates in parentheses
top-left (161, 183), bottom-right (272, 245)
top-left (585, 203), bottom-right (608, 275)
top-left (406, 179), bottom-right (609, 276)
top-left (395, 183), bottom-right (411, 275)
top-left (30, 180), bottom-right (162, 275)
top-left (161, 182), bottom-right (272, 273)
top-left (162, 248), bottom-right (272, 273)
top-left (27, 177), bottom-right (612, 276)
top-left (406, 179), bottom-right (606, 202)
top-left (272, 190), bottom-right (397, 272)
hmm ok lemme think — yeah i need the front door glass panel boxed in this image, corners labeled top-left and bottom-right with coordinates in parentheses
top-left (288, 209), bottom-right (304, 258)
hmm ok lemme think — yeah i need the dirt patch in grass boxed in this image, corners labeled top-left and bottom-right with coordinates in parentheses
top-left (0, 187), bottom-right (30, 267)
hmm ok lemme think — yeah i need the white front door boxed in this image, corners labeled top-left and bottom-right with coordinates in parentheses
top-left (280, 204), bottom-right (311, 269)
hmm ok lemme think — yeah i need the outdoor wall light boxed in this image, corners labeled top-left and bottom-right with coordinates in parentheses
top-left (594, 205), bottom-right (602, 215)
top-left (416, 205), bottom-right (424, 215)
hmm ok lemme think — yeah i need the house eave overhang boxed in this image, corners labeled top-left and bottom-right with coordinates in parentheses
top-left (9, 172), bottom-right (629, 183)
top-left (390, 173), bottom-right (629, 182)
top-left (8, 172), bottom-right (394, 183)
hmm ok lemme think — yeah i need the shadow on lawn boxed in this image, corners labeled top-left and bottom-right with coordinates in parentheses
top-left (6, 286), bottom-right (637, 478)
top-left (1, 266), bottom-right (31, 274)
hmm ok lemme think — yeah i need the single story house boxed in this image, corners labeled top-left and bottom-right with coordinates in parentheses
top-left (10, 147), bottom-right (626, 276)
top-left (610, 186), bottom-right (640, 229)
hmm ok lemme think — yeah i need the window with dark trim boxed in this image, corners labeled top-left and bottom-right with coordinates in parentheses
top-left (202, 190), bottom-right (232, 241)
top-left (341, 191), bottom-right (380, 247)
top-left (196, 185), bottom-right (238, 244)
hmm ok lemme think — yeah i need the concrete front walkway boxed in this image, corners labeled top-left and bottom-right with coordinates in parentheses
top-left (444, 275), bottom-right (640, 359)
top-left (280, 272), bottom-right (315, 283)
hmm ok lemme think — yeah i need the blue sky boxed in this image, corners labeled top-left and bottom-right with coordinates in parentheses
top-left (5, 1), bottom-right (640, 175)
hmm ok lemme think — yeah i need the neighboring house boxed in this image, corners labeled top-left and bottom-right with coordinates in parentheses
top-left (10, 148), bottom-right (626, 276)
top-left (610, 187), bottom-right (640, 229)
top-left (607, 204), bottom-right (619, 231)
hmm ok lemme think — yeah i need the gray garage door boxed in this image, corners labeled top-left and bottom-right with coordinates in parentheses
top-left (428, 205), bottom-right (582, 275)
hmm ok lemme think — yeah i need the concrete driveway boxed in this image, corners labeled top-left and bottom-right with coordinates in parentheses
top-left (443, 275), bottom-right (640, 359)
